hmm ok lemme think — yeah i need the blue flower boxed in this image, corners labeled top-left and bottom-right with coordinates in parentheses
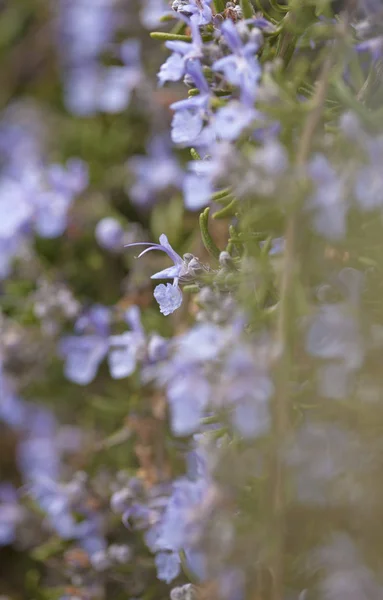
top-left (98, 41), bottom-right (142, 113)
top-left (59, 335), bottom-right (109, 385)
top-left (63, 38), bottom-right (141, 115)
top-left (170, 94), bottom-right (211, 146)
top-left (95, 217), bottom-right (125, 252)
top-left (183, 160), bottom-right (213, 210)
top-left (355, 36), bottom-right (383, 62)
top-left (213, 20), bottom-right (262, 106)
top-left (158, 16), bottom-right (204, 86)
top-left (59, 305), bottom-right (111, 385)
top-left (0, 484), bottom-right (22, 547)
top-left (213, 102), bottom-right (256, 141)
top-left (127, 135), bottom-right (182, 206)
top-left (167, 370), bottom-right (210, 435)
top-left (306, 303), bottom-right (364, 370)
top-left (354, 165), bottom-right (383, 210)
top-left (155, 551), bottom-right (181, 583)
top-left (223, 347), bottom-right (273, 439)
top-left (126, 234), bottom-right (190, 315)
top-left (158, 52), bottom-right (186, 84)
top-left (108, 306), bottom-right (146, 378)
top-left (156, 476), bottom-right (208, 552)
top-left (140, 0), bottom-right (170, 28)
top-left (154, 283), bottom-right (183, 316)
top-left (179, 0), bottom-right (213, 25)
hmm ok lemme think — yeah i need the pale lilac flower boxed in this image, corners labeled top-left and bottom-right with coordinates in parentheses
top-left (127, 136), bottom-right (182, 207)
top-left (183, 159), bottom-right (213, 210)
top-left (98, 41), bottom-right (142, 114)
top-left (167, 370), bottom-right (210, 435)
top-left (95, 217), bottom-right (125, 251)
top-left (158, 16), bottom-right (204, 85)
top-left (59, 305), bottom-right (111, 385)
top-left (63, 38), bottom-right (141, 115)
top-left (213, 20), bottom-right (262, 106)
top-left (108, 306), bottom-right (146, 379)
top-left (0, 484), bottom-right (23, 546)
top-left (213, 102), bottom-right (256, 141)
top-left (306, 303), bottom-right (364, 370)
top-left (154, 283), bottom-right (183, 316)
top-left (170, 93), bottom-right (211, 146)
top-left (125, 234), bottom-right (190, 315)
top-left (179, 0), bottom-right (213, 25)
top-left (141, 0), bottom-right (170, 28)
top-left (155, 551), bottom-right (181, 583)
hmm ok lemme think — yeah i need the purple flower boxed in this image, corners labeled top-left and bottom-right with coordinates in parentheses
top-left (306, 303), bottom-right (364, 370)
top-left (213, 102), bottom-right (256, 141)
top-left (155, 551), bottom-right (181, 583)
top-left (46, 158), bottom-right (88, 197)
top-left (63, 39), bottom-right (141, 116)
top-left (223, 347), bottom-right (273, 439)
top-left (354, 165), bottom-right (383, 210)
top-left (34, 158), bottom-right (88, 238)
top-left (167, 371), bottom-right (210, 435)
top-left (127, 136), bottom-right (182, 206)
top-left (0, 484), bottom-right (22, 546)
top-left (108, 306), bottom-right (146, 378)
top-left (57, 0), bottom-right (118, 64)
top-left (158, 16), bottom-right (204, 86)
top-left (179, 0), bottom-right (213, 25)
top-left (140, 0), bottom-right (170, 28)
top-left (183, 168), bottom-right (212, 210)
top-left (355, 36), bottom-right (383, 62)
top-left (158, 52), bottom-right (186, 84)
top-left (59, 305), bottom-right (111, 385)
top-left (213, 20), bottom-right (262, 106)
top-left (95, 217), bottom-right (125, 251)
top-left (126, 234), bottom-right (191, 315)
top-left (170, 94), bottom-right (211, 146)
top-left (59, 335), bottom-right (109, 385)
top-left (98, 41), bottom-right (142, 114)
top-left (154, 283), bottom-right (183, 316)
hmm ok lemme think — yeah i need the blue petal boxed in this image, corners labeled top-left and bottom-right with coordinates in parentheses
top-left (155, 551), bottom-right (181, 583)
top-left (154, 283), bottom-right (183, 316)
top-left (183, 172), bottom-right (212, 210)
top-left (158, 53), bottom-right (185, 85)
top-left (214, 102), bottom-right (256, 141)
top-left (108, 347), bottom-right (137, 379)
top-left (232, 396), bottom-right (270, 439)
top-left (59, 335), bottom-right (108, 385)
top-left (171, 110), bottom-right (204, 146)
top-left (151, 265), bottom-right (181, 280)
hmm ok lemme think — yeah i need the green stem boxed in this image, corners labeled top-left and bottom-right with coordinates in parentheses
top-left (270, 53), bottom-right (333, 600)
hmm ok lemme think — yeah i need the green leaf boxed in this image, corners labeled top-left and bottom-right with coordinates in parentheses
top-left (212, 199), bottom-right (238, 219)
top-left (213, 0), bottom-right (226, 11)
top-left (190, 148), bottom-right (202, 160)
top-left (199, 207), bottom-right (221, 260)
top-left (240, 0), bottom-right (254, 19)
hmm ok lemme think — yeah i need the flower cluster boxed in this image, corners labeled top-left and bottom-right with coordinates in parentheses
top-left (3, 1), bottom-right (383, 599)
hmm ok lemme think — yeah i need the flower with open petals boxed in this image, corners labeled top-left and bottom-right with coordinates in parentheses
top-left (126, 234), bottom-right (188, 315)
